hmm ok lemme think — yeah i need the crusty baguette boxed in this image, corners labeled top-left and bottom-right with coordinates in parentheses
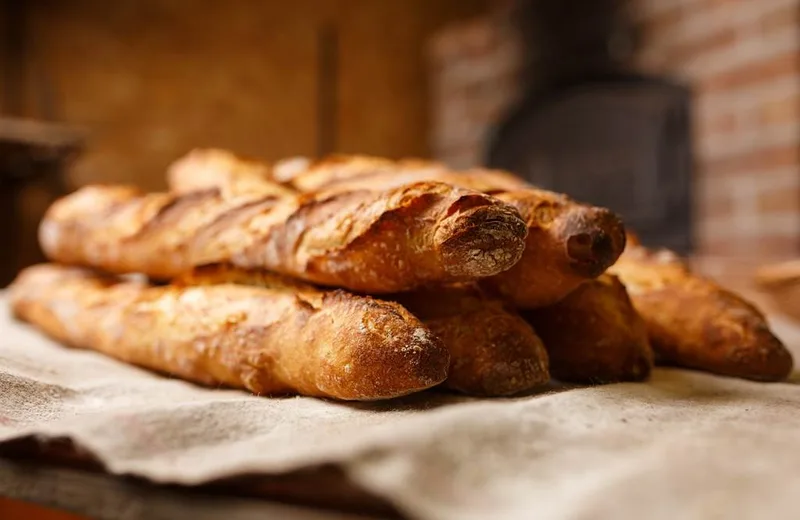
top-left (392, 285), bottom-right (550, 395)
top-left (39, 179), bottom-right (528, 292)
top-left (609, 246), bottom-right (794, 381)
top-left (272, 154), bottom-right (448, 190)
top-left (164, 157), bottom-right (550, 396)
top-left (273, 154), bottom-right (528, 194)
top-left (10, 264), bottom-right (450, 400)
top-left (183, 265), bottom-right (551, 396)
top-left (168, 148), bottom-right (294, 199)
top-left (486, 188), bottom-right (626, 308)
top-left (525, 274), bottom-right (653, 384)
top-left (265, 153), bottom-right (626, 308)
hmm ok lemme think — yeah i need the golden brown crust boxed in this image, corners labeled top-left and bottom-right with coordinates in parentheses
top-left (166, 153), bottom-right (549, 396)
top-left (485, 190), bottom-right (626, 308)
top-left (273, 154), bottom-right (447, 192)
top-left (274, 155), bottom-right (531, 195)
top-left (609, 246), bottom-right (794, 381)
top-left (10, 264), bottom-right (450, 400)
top-left (525, 274), bottom-right (653, 384)
top-left (392, 285), bottom-right (550, 396)
top-left (39, 180), bottom-right (527, 292)
top-left (269, 155), bottom-right (626, 308)
top-left (184, 265), bottom-right (550, 396)
top-left (167, 148), bottom-right (293, 198)
top-left (187, 265), bottom-right (551, 396)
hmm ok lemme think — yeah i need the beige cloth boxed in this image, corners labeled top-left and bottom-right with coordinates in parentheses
top-left (2, 293), bottom-right (800, 520)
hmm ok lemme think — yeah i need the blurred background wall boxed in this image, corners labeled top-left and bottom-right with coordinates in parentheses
top-left (429, 0), bottom-right (800, 258)
top-left (23, 0), bottom-right (489, 190)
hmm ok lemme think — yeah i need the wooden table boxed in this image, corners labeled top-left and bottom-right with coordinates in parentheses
top-left (0, 457), bottom-right (383, 520)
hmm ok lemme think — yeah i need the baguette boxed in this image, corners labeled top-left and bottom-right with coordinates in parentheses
top-left (609, 246), bottom-right (794, 381)
top-left (275, 154), bottom-right (449, 191)
top-left (10, 264), bottom-right (450, 400)
top-left (267, 153), bottom-right (626, 308)
top-left (167, 148), bottom-right (294, 199)
top-left (487, 189), bottom-right (626, 308)
top-left (183, 265), bottom-right (550, 396)
top-left (273, 154), bottom-right (527, 194)
top-left (166, 153), bottom-right (550, 396)
top-left (392, 285), bottom-right (550, 395)
top-left (525, 274), bottom-right (653, 384)
top-left (39, 179), bottom-right (528, 292)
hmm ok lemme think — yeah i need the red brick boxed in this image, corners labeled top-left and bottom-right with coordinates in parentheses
top-left (695, 171), bottom-right (736, 220)
top-left (704, 145), bottom-right (800, 177)
top-left (700, 233), bottom-right (800, 257)
top-left (758, 2), bottom-right (800, 33)
top-left (696, 236), bottom-right (738, 257)
top-left (697, 111), bottom-right (738, 137)
top-left (697, 191), bottom-right (735, 220)
top-left (757, 186), bottom-right (800, 213)
top-left (700, 51), bottom-right (800, 92)
top-left (746, 233), bottom-right (800, 256)
top-left (695, 211), bottom-right (735, 247)
top-left (666, 27), bottom-right (737, 64)
top-left (757, 92), bottom-right (800, 126)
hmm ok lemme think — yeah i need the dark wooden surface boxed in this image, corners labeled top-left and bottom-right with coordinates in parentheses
top-left (0, 458), bottom-right (386, 520)
top-left (0, 498), bottom-right (86, 520)
top-left (0, 436), bottom-right (398, 519)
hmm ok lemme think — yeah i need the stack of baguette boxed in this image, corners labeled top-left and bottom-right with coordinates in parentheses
top-left (9, 149), bottom-right (794, 401)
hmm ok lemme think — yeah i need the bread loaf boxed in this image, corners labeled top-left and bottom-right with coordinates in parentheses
top-left (392, 285), bottom-right (550, 395)
top-left (264, 153), bottom-right (627, 308)
top-left (272, 154), bottom-right (447, 191)
top-left (168, 148), bottom-right (293, 199)
top-left (274, 154), bottom-right (527, 194)
top-left (525, 274), bottom-right (653, 384)
top-left (166, 153), bottom-right (550, 396)
top-left (39, 179), bottom-right (528, 292)
top-left (609, 246), bottom-right (794, 381)
top-left (184, 265), bottom-right (551, 396)
top-left (10, 264), bottom-right (450, 400)
top-left (487, 189), bottom-right (626, 308)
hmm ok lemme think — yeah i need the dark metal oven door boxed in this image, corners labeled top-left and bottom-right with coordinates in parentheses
top-left (487, 78), bottom-right (693, 254)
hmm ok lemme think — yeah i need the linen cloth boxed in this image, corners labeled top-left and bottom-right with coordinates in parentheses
top-left (2, 294), bottom-right (800, 520)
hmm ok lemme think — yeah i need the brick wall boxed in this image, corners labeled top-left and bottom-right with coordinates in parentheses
top-left (633, 0), bottom-right (800, 257)
top-left (428, 0), bottom-right (800, 257)
top-left (428, 14), bottom-right (522, 169)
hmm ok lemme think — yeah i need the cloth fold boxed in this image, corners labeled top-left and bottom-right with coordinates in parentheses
top-left (2, 294), bottom-right (800, 520)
